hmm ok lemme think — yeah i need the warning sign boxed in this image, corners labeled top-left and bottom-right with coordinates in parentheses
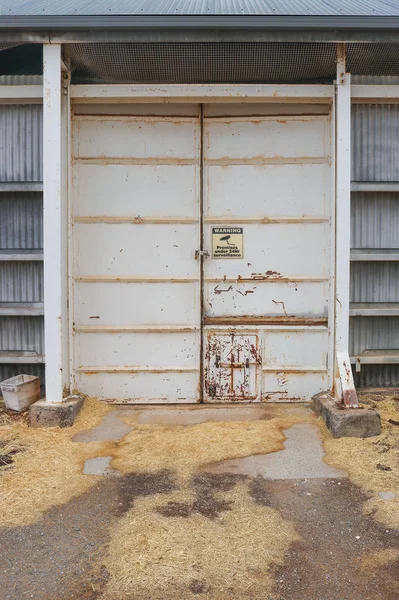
top-left (212, 227), bottom-right (243, 259)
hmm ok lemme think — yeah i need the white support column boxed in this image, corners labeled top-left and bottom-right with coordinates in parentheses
top-left (43, 44), bottom-right (66, 403)
top-left (335, 44), bottom-right (358, 408)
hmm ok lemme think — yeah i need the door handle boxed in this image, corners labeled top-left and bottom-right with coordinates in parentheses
top-left (195, 250), bottom-right (210, 259)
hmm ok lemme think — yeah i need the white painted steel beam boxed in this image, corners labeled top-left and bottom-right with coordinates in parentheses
top-left (71, 84), bottom-right (333, 103)
top-left (352, 85), bottom-right (399, 102)
top-left (335, 45), bottom-right (358, 409)
top-left (335, 46), bottom-right (351, 357)
top-left (0, 85), bottom-right (42, 103)
top-left (43, 44), bottom-right (67, 403)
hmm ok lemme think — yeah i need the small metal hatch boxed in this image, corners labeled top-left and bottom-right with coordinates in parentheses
top-left (205, 333), bottom-right (260, 402)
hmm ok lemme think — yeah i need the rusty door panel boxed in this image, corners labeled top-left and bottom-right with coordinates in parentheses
top-left (204, 333), bottom-right (260, 402)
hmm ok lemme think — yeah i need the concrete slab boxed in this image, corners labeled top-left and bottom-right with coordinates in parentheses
top-left (29, 396), bottom-right (84, 428)
top-left (73, 411), bottom-right (133, 443)
top-left (312, 393), bottom-right (381, 438)
top-left (115, 402), bottom-right (312, 426)
top-left (204, 423), bottom-right (347, 479)
top-left (83, 456), bottom-right (119, 477)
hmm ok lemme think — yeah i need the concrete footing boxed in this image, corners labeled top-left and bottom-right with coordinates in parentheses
top-left (29, 395), bottom-right (85, 428)
top-left (312, 393), bottom-right (381, 438)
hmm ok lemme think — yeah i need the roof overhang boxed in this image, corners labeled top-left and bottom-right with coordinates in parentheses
top-left (2, 15), bottom-right (399, 44)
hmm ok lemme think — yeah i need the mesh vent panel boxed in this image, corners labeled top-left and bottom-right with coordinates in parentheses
top-left (68, 42), bottom-right (337, 84)
top-left (348, 43), bottom-right (399, 76)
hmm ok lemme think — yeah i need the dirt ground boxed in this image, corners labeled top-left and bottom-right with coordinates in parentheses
top-left (0, 394), bottom-right (398, 600)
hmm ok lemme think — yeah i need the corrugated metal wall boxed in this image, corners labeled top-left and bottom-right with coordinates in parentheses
top-left (0, 72), bottom-right (397, 393)
top-left (350, 102), bottom-right (399, 387)
top-left (0, 105), bottom-right (44, 389)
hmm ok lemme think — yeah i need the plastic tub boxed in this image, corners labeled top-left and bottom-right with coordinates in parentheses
top-left (0, 374), bottom-right (40, 412)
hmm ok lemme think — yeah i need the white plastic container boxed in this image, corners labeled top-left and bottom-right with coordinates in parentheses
top-left (0, 374), bottom-right (40, 412)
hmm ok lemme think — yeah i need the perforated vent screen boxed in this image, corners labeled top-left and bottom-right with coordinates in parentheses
top-left (347, 43), bottom-right (399, 76)
top-left (64, 42), bottom-right (399, 84)
top-left (68, 42), bottom-right (338, 84)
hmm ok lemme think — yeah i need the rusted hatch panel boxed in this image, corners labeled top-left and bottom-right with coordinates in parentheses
top-left (205, 333), bottom-right (261, 402)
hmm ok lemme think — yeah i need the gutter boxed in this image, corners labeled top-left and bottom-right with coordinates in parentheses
top-left (1, 15), bottom-right (399, 31)
top-left (1, 15), bottom-right (399, 44)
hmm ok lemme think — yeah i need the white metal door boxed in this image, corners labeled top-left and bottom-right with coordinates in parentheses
top-left (202, 104), bottom-right (332, 402)
top-left (71, 105), bottom-right (201, 402)
top-left (71, 102), bottom-right (332, 404)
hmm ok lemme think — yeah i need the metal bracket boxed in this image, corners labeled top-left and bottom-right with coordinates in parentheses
top-left (195, 249), bottom-right (210, 259)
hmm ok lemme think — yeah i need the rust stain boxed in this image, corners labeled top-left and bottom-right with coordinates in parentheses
top-left (238, 270), bottom-right (284, 282)
top-left (272, 300), bottom-right (289, 317)
top-left (213, 284), bottom-right (233, 295)
top-left (204, 316), bottom-right (327, 326)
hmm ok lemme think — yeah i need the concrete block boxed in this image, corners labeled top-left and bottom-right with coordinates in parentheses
top-left (29, 395), bottom-right (85, 428)
top-left (312, 393), bottom-right (381, 438)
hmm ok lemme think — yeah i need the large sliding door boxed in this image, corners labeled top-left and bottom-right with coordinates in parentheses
top-left (71, 102), bottom-right (333, 403)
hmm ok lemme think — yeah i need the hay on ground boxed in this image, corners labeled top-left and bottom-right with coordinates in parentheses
top-left (100, 483), bottom-right (298, 600)
top-left (113, 415), bottom-right (299, 480)
top-left (322, 395), bottom-right (399, 529)
top-left (0, 397), bottom-right (114, 527)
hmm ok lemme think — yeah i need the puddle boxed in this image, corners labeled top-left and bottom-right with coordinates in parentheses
top-left (203, 423), bottom-right (348, 480)
top-left (379, 491), bottom-right (397, 501)
top-left (83, 456), bottom-right (120, 477)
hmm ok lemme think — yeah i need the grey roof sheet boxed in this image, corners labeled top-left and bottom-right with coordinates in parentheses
top-left (2, 0), bottom-right (399, 17)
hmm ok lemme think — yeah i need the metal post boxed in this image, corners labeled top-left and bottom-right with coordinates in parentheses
top-left (335, 43), bottom-right (358, 408)
top-left (43, 44), bottom-right (64, 402)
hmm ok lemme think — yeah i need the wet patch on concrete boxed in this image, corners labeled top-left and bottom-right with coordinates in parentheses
top-left (0, 469), bottom-right (178, 600)
top-left (0, 464), bottom-right (398, 600)
top-left (264, 478), bottom-right (399, 600)
top-left (203, 423), bottom-right (347, 480)
top-left (116, 470), bottom-right (177, 515)
top-left (157, 473), bottom-right (244, 520)
top-left (83, 456), bottom-right (120, 477)
top-left (72, 411), bottom-right (133, 443)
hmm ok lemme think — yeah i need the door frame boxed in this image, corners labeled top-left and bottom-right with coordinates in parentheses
top-left (68, 84), bottom-right (335, 401)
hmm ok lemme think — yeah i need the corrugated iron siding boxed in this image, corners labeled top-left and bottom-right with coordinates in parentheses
top-left (0, 263), bottom-right (44, 303)
top-left (352, 104), bottom-right (399, 182)
top-left (0, 317), bottom-right (44, 354)
top-left (0, 192), bottom-right (43, 248)
top-left (0, 105), bottom-right (42, 182)
top-left (0, 75), bottom-right (43, 85)
top-left (0, 105), bottom-right (44, 389)
top-left (350, 263), bottom-right (399, 303)
top-left (350, 103), bottom-right (399, 387)
top-left (351, 192), bottom-right (399, 248)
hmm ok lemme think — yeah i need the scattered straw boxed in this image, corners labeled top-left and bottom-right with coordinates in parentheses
top-left (100, 482), bottom-right (298, 600)
top-left (357, 548), bottom-right (399, 570)
top-left (114, 415), bottom-right (299, 480)
top-left (0, 397), bottom-right (113, 527)
top-left (322, 395), bottom-right (399, 529)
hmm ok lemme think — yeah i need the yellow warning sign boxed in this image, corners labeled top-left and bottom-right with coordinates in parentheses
top-left (212, 227), bottom-right (243, 259)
